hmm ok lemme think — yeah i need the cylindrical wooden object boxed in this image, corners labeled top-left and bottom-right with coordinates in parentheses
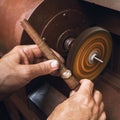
top-left (21, 19), bottom-right (80, 90)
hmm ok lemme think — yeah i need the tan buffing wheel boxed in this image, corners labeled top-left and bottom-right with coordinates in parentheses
top-left (67, 27), bottom-right (112, 80)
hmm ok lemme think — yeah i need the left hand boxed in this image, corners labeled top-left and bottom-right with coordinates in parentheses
top-left (0, 45), bottom-right (61, 99)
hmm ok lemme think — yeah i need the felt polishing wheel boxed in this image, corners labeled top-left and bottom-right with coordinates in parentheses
top-left (67, 27), bottom-right (112, 80)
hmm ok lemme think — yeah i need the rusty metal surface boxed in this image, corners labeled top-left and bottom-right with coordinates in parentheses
top-left (0, 0), bottom-right (44, 54)
top-left (84, 0), bottom-right (120, 11)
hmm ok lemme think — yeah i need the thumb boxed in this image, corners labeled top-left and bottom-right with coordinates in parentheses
top-left (20, 59), bottom-right (59, 80)
top-left (76, 79), bottom-right (94, 105)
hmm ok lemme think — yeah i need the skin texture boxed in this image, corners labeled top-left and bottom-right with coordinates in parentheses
top-left (48, 80), bottom-right (106, 120)
top-left (0, 45), bottom-right (106, 119)
top-left (0, 45), bottom-right (60, 98)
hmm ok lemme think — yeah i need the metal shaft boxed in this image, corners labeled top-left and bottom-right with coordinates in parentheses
top-left (94, 56), bottom-right (103, 63)
top-left (89, 52), bottom-right (103, 64)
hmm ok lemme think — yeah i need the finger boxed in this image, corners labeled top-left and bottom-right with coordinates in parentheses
top-left (11, 45), bottom-right (43, 64)
top-left (76, 79), bottom-right (94, 104)
top-left (22, 45), bottom-right (64, 65)
top-left (22, 45), bottom-right (43, 58)
top-left (99, 102), bottom-right (104, 115)
top-left (22, 46), bottom-right (35, 64)
top-left (88, 98), bottom-right (95, 109)
top-left (98, 112), bottom-right (106, 120)
top-left (17, 45), bottom-right (64, 64)
top-left (91, 104), bottom-right (99, 120)
top-left (78, 79), bottom-right (94, 97)
top-left (19, 59), bottom-right (59, 80)
top-left (93, 90), bottom-right (102, 106)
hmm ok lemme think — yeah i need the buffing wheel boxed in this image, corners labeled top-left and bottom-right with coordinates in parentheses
top-left (67, 27), bottom-right (112, 80)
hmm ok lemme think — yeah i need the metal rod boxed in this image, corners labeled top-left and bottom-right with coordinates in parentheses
top-left (89, 52), bottom-right (103, 64)
top-left (21, 19), bottom-right (80, 90)
top-left (94, 56), bottom-right (103, 63)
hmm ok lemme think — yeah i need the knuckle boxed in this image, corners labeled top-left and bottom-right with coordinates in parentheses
top-left (38, 63), bottom-right (50, 74)
top-left (96, 90), bottom-right (102, 97)
top-left (14, 45), bottom-right (22, 50)
top-left (72, 93), bottom-right (83, 102)
top-left (80, 79), bottom-right (94, 93)
top-left (88, 99), bottom-right (95, 108)
top-left (84, 79), bottom-right (94, 88)
top-left (76, 94), bottom-right (91, 105)
top-left (94, 90), bottom-right (103, 104)
top-left (96, 90), bottom-right (103, 100)
top-left (84, 80), bottom-right (93, 88)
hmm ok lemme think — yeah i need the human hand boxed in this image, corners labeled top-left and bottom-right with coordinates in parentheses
top-left (0, 45), bottom-right (61, 97)
top-left (48, 79), bottom-right (106, 120)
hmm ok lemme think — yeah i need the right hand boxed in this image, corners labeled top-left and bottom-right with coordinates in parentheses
top-left (48, 79), bottom-right (106, 120)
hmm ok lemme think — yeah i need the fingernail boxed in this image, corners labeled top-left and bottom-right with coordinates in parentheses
top-left (51, 60), bottom-right (59, 68)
